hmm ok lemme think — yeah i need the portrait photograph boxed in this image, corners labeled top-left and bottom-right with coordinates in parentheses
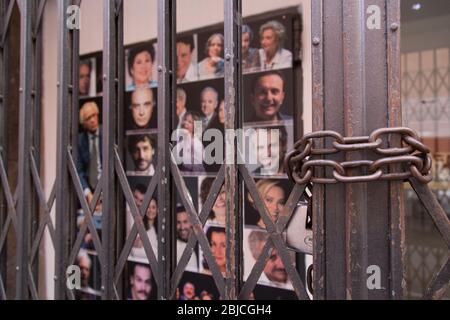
top-left (77, 97), bottom-right (103, 196)
top-left (125, 87), bottom-right (158, 132)
top-left (176, 34), bottom-right (199, 83)
top-left (78, 97), bottom-right (103, 132)
top-left (243, 228), bottom-right (295, 291)
top-left (125, 41), bottom-right (158, 92)
top-left (78, 53), bottom-right (102, 98)
top-left (242, 121), bottom-right (294, 177)
top-left (243, 68), bottom-right (294, 125)
top-left (175, 177), bottom-right (200, 273)
top-left (74, 249), bottom-right (102, 300)
top-left (173, 81), bottom-right (225, 173)
top-left (197, 29), bottom-right (225, 80)
top-left (125, 260), bottom-right (157, 300)
top-left (175, 205), bottom-right (199, 273)
top-left (198, 175), bottom-right (226, 227)
top-left (244, 178), bottom-right (293, 228)
top-left (125, 176), bottom-right (159, 264)
top-left (246, 16), bottom-right (295, 72)
top-left (199, 225), bottom-right (227, 278)
top-left (177, 271), bottom-right (219, 300)
top-left (126, 133), bottom-right (158, 177)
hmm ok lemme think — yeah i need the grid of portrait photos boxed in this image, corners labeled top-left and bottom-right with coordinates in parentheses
top-left (76, 11), bottom-right (308, 300)
top-left (75, 53), bottom-right (104, 300)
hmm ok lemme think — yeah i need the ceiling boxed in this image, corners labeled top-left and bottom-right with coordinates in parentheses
top-left (401, 0), bottom-right (450, 22)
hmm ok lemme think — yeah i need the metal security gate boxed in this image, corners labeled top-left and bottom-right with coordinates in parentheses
top-left (0, 0), bottom-right (449, 300)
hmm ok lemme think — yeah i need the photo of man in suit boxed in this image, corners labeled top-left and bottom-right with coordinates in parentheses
top-left (200, 86), bottom-right (219, 130)
top-left (77, 101), bottom-right (102, 204)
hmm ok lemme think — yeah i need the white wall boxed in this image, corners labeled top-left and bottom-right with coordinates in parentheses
top-left (41, 0), bottom-right (312, 299)
top-left (41, 0), bottom-right (58, 300)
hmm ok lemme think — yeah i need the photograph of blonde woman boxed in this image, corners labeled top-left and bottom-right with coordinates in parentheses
top-left (247, 179), bottom-right (287, 229)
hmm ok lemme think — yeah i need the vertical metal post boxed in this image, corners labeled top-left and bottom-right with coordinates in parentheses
top-left (55, 0), bottom-right (73, 300)
top-left (311, 0), bottom-right (327, 300)
top-left (224, 0), bottom-right (242, 300)
top-left (102, 0), bottom-right (118, 300)
top-left (157, 0), bottom-right (175, 300)
top-left (16, 0), bottom-right (34, 299)
top-left (386, 1), bottom-right (405, 300)
top-left (116, 0), bottom-right (125, 299)
top-left (311, 0), bottom-right (404, 299)
top-left (342, 0), bottom-right (369, 299)
top-left (70, 1), bottom-right (80, 252)
top-left (30, 0), bottom-right (44, 292)
top-left (0, 0), bottom-right (8, 298)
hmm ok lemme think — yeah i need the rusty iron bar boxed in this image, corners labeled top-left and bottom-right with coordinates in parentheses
top-left (386, 0), bottom-right (404, 298)
top-left (310, 0), bottom-right (327, 299)
top-left (0, 0), bottom-right (8, 300)
top-left (224, 0), bottom-right (242, 300)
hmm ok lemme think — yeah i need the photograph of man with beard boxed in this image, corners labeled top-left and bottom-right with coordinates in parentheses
top-left (127, 262), bottom-right (154, 300)
top-left (176, 206), bottom-right (198, 271)
top-left (127, 134), bottom-right (156, 176)
top-left (247, 230), bottom-right (294, 290)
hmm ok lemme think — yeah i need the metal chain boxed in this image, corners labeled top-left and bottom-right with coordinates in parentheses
top-left (285, 127), bottom-right (433, 185)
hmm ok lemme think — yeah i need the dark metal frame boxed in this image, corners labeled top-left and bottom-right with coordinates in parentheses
top-left (0, 0), bottom-right (448, 300)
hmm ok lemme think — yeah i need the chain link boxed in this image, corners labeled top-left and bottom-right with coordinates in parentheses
top-left (285, 127), bottom-right (433, 185)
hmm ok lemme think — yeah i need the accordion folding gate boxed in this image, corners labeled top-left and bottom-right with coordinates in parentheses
top-left (0, 0), bottom-right (448, 300)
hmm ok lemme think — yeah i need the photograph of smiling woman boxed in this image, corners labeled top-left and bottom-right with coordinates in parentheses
top-left (258, 20), bottom-right (292, 70)
top-left (198, 33), bottom-right (225, 80)
top-left (126, 42), bottom-right (157, 91)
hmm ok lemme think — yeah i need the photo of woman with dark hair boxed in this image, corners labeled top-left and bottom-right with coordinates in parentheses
top-left (202, 225), bottom-right (226, 276)
top-left (126, 43), bottom-right (157, 91)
